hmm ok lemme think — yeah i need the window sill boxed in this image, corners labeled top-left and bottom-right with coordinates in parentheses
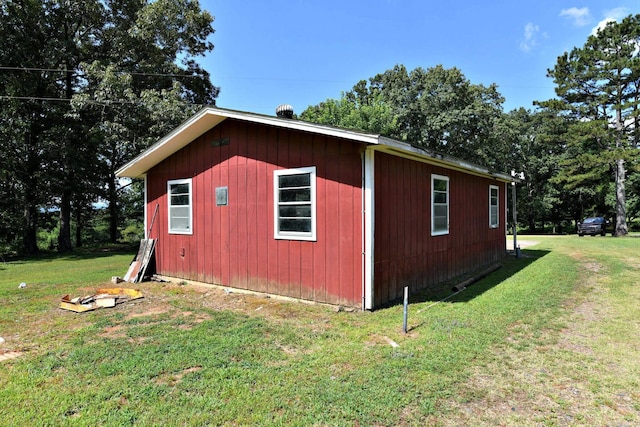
top-left (274, 234), bottom-right (316, 242)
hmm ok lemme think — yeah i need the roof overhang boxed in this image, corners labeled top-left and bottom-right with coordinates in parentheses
top-left (116, 106), bottom-right (516, 183)
top-left (116, 107), bottom-right (380, 178)
top-left (373, 137), bottom-right (515, 183)
top-left (116, 109), bottom-right (226, 178)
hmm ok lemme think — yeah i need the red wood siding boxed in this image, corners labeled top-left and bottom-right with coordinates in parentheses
top-left (373, 152), bottom-right (506, 306)
top-left (146, 119), bottom-right (363, 306)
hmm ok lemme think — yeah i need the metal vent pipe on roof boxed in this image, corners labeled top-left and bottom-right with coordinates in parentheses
top-left (276, 104), bottom-right (294, 118)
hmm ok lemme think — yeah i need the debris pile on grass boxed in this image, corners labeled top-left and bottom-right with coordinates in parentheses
top-left (60, 287), bottom-right (143, 313)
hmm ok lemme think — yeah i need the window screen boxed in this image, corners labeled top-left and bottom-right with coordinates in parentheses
top-left (274, 167), bottom-right (316, 241)
top-left (432, 175), bottom-right (449, 235)
top-left (168, 179), bottom-right (192, 234)
top-left (489, 185), bottom-right (499, 228)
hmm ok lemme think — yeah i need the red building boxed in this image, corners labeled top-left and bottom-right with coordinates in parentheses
top-left (116, 107), bottom-right (512, 309)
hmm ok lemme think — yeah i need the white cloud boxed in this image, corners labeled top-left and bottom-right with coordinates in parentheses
top-left (519, 22), bottom-right (540, 52)
top-left (604, 7), bottom-right (630, 20)
top-left (560, 7), bottom-right (591, 27)
top-left (591, 7), bottom-right (629, 35)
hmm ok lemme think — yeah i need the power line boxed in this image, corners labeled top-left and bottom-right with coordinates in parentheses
top-left (0, 95), bottom-right (142, 104)
top-left (0, 96), bottom-right (71, 103)
top-left (0, 66), bottom-right (207, 79)
top-left (0, 95), bottom-right (207, 107)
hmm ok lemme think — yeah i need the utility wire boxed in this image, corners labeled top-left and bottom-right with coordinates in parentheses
top-left (0, 95), bottom-right (207, 107)
top-left (0, 95), bottom-right (140, 104)
top-left (0, 66), bottom-right (206, 78)
top-left (0, 96), bottom-right (72, 103)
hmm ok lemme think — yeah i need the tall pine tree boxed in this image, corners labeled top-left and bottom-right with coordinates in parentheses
top-left (547, 14), bottom-right (640, 236)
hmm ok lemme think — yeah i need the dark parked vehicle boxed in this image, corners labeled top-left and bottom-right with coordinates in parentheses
top-left (577, 217), bottom-right (609, 236)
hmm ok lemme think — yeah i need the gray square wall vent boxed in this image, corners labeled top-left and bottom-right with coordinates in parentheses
top-left (216, 187), bottom-right (228, 206)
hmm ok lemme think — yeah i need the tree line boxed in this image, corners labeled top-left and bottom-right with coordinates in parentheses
top-left (1, 3), bottom-right (638, 255)
top-left (0, 0), bottom-right (218, 254)
top-left (302, 15), bottom-right (640, 236)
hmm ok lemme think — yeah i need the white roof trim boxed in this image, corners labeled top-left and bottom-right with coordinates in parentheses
top-left (375, 138), bottom-right (515, 182)
top-left (116, 106), bottom-right (515, 183)
top-left (116, 107), bottom-right (381, 178)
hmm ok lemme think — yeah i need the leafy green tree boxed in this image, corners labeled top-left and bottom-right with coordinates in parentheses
top-left (0, 0), bottom-right (61, 253)
top-left (0, 0), bottom-right (218, 253)
top-left (627, 170), bottom-right (640, 224)
top-left (74, 0), bottom-right (218, 244)
top-left (551, 119), bottom-right (613, 219)
top-left (504, 108), bottom-right (564, 231)
top-left (46, 1), bottom-right (106, 252)
top-left (301, 64), bottom-right (509, 170)
top-left (547, 14), bottom-right (640, 236)
top-left (300, 90), bottom-right (398, 136)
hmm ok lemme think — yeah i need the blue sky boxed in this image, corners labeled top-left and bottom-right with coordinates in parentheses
top-left (201, 1), bottom-right (639, 116)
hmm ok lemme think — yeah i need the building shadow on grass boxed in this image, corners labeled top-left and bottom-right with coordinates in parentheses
top-left (401, 248), bottom-right (551, 332)
top-left (408, 248), bottom-right (551, 307)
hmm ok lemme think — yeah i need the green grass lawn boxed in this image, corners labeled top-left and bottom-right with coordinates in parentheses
top-left (0, 237), bottom-right (639, 426)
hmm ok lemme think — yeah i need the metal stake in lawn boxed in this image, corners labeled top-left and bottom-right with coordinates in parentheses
top-left (403, 286), bottom-right (409, 334)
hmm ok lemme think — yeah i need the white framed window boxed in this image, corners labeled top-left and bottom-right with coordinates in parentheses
top-left (489, 185), bottom-right (499, 228)
top-left (167, 178), bottom-right (193, 234)
top-left (274, 166), bottom-right (316, 241)
top-left (431, 174), bottom-right (449, 236)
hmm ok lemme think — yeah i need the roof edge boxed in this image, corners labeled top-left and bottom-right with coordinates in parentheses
top-left (116, 107), bottom-right (223, 178)
top-left (116, 106), bottom-right (382, 178)
top-left (376, 137), bottom-right (516, 183)
top-left (116, 106), bottom-right (517, 183)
